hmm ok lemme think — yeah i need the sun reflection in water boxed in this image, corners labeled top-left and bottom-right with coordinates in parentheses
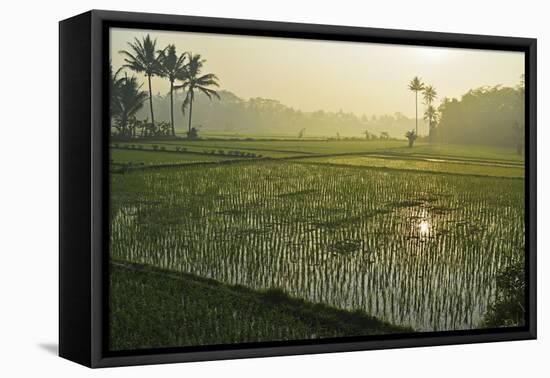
top-left (419, 219), bottom-right (431, 237)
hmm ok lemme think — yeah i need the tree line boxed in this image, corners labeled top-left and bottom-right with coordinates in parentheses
top-left (110, 34), bottom-right (220, 139)
top-left (405, 75), bottom-right (524, 151)
top-left (437, 79), bottom-right (525, 152)
top-left (110, 35), bottom-right (525, 150)
top-left (134, 89), bottom-right (427, 139)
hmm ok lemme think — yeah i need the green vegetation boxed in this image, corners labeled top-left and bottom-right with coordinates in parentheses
top-left (111, 149), bottom-right (243, 166)
top-left (174, 52), bottom-right (220, 137)
top-left (438, 83), bottom-right (525, 150)
top-left (119, 35), bottom-right (161, 128)
top-left (108, 31), bottom-right (526, 351)
top-left (301, 155), bottom-right (524, 178)
top-left (111, 159), bottom-right (524, 339)
top-left (157, 44), bottom-right (187, 136)
top-left (483, 259), bottom-right (526, 328)
top-left (110, 263), bottom-right (409, 351)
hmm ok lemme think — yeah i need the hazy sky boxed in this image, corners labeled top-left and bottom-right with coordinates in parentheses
top-left (110, 28), bottom-right (524, 117)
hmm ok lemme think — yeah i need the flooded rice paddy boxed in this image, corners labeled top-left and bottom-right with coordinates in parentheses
top-left (110, 161), bottom-right (524, 332)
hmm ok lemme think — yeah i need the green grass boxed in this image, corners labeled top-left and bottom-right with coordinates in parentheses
top-left (118, 139), bottom-right (406, 157)
top-left (385, 144), bottom-right (524, 163)
top-left (110, 262), bottom-right (409, 351)
top-left (299, 155), bottom-right (524, 178)
top-left (113, 140), bottom-right (524, 166)
top-left (110, 149), bottom-right (243, 166)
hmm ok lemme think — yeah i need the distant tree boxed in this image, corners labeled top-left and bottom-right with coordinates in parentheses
top-left (109, 61), bottom-right (124, 120)
top-left (405, 130), bottom-right (417, 148)
top-left (119, 35), bottom-right (162, 128)
top-left (408, 76), bottom-right (425, 135)
top-left (157, 44), bottom-right (187, 137)
top-left (422, 85), bottom-right (438, 142)
top-left (423, 105), bottom-right (439, 143)
top-left (437, 81), bottom-right (525, 148)
top-left (513, 75), bottom-right (525, 154)
top-left (363, 129), bottom-right (371, 140)
top-left (380, 131), bottom-right (390, 140)
top-left (176, 53), bottom-right (220, 138)
top-left (298, 128), bottom-right (306, 138)
top-left (113, 74), bottom-right (148, 137)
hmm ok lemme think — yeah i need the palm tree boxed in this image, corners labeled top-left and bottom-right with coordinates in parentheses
top-left (175, 53), bottom-right (220, 137)
top-left (157, 44), bottom-right (187, 137)
top-left (115, 74), bottom-right (149, 137)
top-left (109, 61), bottom-right (124, 121)
top-left (423, 105), bottom-right (439, 142)
top-left (119, 35), bottom-right (161, 129)
top-left (408, 76), bottom-right (425, 135)
top-left (422, 85), bottom-right (438, 142)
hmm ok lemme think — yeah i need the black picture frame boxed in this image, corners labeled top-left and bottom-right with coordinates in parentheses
top-left (59, 9), bottom-right (537, 368)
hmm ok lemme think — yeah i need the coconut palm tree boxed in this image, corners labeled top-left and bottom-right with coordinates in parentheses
top-left (109, 61), bottom-right (124, 121)
top-left (423, 85), bottom-right (437, 105)
top-left (408, 76), bottom-right (425, 135)
top-left (175, 53), bottom-right (220, 137)
top-left (422, 85), bottom-right (438, 142)
top-left (157, 44), bottom-right (187, 137)
top-left (423, 105), bottom-right (439, 142)
top-left (115, 74), bottom-right (149, 137)
top-left (119, 34), bottom-right (161, 128)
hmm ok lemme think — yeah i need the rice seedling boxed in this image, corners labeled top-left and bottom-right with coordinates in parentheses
top-left (110, 161), bottom-right (524, 333)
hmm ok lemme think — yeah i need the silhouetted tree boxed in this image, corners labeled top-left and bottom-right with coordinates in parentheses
top-left (423, 105), bottom-right (439, 143)
top-left (119, 35), bottom-right (161, 128)
top-left (408, 76), bottom-right (425, 135)
top-left (109, 61), bottom-right (124, 120)
top-left (113, 75), bottom-right (148, 137)
top-left (175, 53), bottom-right (220, 137)
top-left (422, 85), bottom-right (438, 142)
top-left (157, 44), bottom-right (187, 137)
top-left (437, 80), bottom-right (525, 148)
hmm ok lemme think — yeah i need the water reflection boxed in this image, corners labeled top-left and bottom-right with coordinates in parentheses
top-left (110, 163), bottom-right (525, 332)
top-left (419, 220), bottom-right (430, 236)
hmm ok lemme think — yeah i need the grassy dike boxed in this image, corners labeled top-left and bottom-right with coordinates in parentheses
top-left (110, 262), bottom-right (411, 351)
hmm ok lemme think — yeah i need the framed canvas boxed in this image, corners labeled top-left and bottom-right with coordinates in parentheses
top-left (59, 10), bottom-right (537, 368)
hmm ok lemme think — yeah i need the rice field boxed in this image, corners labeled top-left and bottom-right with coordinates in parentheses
top-left (110, 263), bottom-right (409, 350)
top-left (110, 158), bottom-right (525, 336)
top-left (299, 155), bottom-right (524, 178)
top-left (111, 149), bottom-right (245, 166)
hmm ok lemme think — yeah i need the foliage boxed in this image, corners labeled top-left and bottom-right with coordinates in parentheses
top-left (437, 81), bottom-right (524, 149)
top-left (111, 75), bottom-right (148, 138)
top-left (422, 85), bottom-right (439, 142)
top-left (142, 91), bottom-right (426, 138)
top-left (175, 52), bottom-right (221, 135)
top-left (119, 34), bottom-right (162, 127)
top-left (110, 263), bottom-right (409, 350)
top-left (408, 76), bottom-right (425, 135)
top-left (483, 260), bottom-right (525, 328)
top-left (157, 44), bottom-right (187, 136)
top-left (111, 159), bottom-right (524, 332)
